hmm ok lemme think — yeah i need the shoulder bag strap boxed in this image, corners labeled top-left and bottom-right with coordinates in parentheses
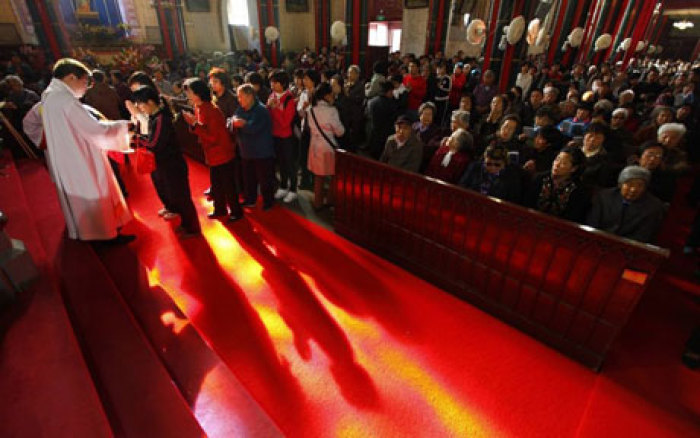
top-left (310, 107), bottom-right (336, 149)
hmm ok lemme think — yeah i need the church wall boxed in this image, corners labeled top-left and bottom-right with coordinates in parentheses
top-left (181, 2), bottom-right (229, 52)
top-left (278, 0), bottom-right (316, 52)
top-left (131, 0), bottom-right (160, 44)
top-left (401, 6), bottom-right (429, 56)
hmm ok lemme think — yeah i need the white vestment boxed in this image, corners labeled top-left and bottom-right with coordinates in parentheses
top-left (41, 78), bottom-right (132, 240)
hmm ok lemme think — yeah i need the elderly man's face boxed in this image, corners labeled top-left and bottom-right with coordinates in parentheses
top-left (659, 130), bottom-right (682, 148)
top-left (237, 90), bottom-right (255, 110)
top-left (611, 111), bottom-right (627, 129)
top-left (621, 179), bottom-right (646, 202)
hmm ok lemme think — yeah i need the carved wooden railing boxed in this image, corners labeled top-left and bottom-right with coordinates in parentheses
top-left (334, 151), bottom-right (669, 370)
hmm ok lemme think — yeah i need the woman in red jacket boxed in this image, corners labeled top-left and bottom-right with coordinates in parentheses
top-left (268, 70), bottom-right (299, 203)
top-left (425, 128), bottom-right (473, 185)
top-left (182, 78), bottom-right (243, 222)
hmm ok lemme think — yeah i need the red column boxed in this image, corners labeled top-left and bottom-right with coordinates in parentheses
top-left (592, 0), bottom-right (620, 64)
top-left (267, 0), bottom-right (278, 66)
top-left (498, 0), bottom-right (525, 93)
top-left (169, 8), bottom-right (184, 55)
top-left (548, 0), bottom-right (570, 65)
top-left (578, 0), bottom-right (603, 63)
top-left (652, 16), bottom-right (667, 46)
top-left (603, 0), bottom-right (631, 61)
top-left (562, 0), bottom-right (588, 66)
top-left (352, 0), bottom-right (361, 65)
top-left (35, 0), bottom-right (62, 59)
top-left (623, 0), bottom-right (656, 68)
top-left (483, 0), bottom-right (502, 73)
top-left (156, 0), bottom-right (173, 59)
top-left (433, 0), bottom-right (447, 54)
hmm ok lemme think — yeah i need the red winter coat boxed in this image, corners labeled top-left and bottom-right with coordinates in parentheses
top-left (268, 90), bottom-right (297, 139)
top-left (190, 102), bottom-right (235, 166)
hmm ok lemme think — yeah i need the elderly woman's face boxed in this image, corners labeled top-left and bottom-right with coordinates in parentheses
top-left (419, 107), bottom-right (434, 126)
top-left (621, 179), bottom-right (647, 202)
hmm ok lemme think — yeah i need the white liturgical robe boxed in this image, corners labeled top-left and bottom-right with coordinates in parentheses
top-left (41, 78), bottom-right (132, 240)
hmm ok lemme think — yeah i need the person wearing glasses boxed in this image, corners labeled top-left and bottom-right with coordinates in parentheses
top-left (458, 144), bottom-right (524, 204)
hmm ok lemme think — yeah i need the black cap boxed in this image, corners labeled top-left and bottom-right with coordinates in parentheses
top-left (395, 115), bottom-right (412, 126)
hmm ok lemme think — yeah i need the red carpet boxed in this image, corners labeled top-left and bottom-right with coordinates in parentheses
top-left (3, 155), bottom-right (700, 437)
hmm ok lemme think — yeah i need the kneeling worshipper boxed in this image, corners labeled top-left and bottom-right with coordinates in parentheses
top-left (40, 58), bottom-right (134, 244)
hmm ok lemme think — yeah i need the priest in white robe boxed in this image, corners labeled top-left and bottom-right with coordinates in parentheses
top-left (41, 58), bottom-right (133, 242)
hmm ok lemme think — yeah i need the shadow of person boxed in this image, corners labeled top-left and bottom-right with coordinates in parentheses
top-left (227, 218), bottom-right (380, 410)
top-left (248, 208), bottom-right (420, 342)
top-left (93, 240), bottom-right (285, 435)
top-left (104, 217), bottom-right (310, 430)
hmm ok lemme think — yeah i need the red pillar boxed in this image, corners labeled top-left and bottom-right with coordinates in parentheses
top-left (169, 8), bottom-right (184, 55)
top-left (592, 0), bottom-right (620, 64)
top-left (483, 0), bottom-right (502, 73)
top-left (623, 0), bottom-right (657, 68)
top-left (156, 0), bottom-right (174, 59)
top-left (498, 0), bottom-right (525, 93)
top-left (603, 0), bottom-right (631, 61)
top-left (652, 16), bottom-right (668, 46)
top-left (35, 0), bottom-right (62, 60)
top-left (433, 0), bottom-right (447, 54)
top-left (266, 0), bottom-right (278, 66)
top-left (548, 0), bottom-right (570, 65)
top-left (562, 0), bottom-right (588, 66)
top-left (578, 0), bottom-right (603, 63)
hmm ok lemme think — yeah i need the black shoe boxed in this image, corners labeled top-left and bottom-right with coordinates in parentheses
top-left (228, 213), bottom-right (244, 222)
top-left (241, 201), bottom-right (256, 208)
top-left (207, 211), bottom-right (228, 219)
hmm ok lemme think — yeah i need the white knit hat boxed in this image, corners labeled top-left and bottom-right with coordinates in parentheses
top-left (657, 122), bottom-right (687, 137)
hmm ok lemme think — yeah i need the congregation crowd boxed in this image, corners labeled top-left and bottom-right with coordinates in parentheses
top-left (1, 47), bottom-right (699, 246)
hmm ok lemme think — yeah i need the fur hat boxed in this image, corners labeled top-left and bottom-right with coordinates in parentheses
top-left (618, 165), bottom-right (651, 186)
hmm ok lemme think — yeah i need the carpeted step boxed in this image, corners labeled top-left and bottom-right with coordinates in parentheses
top-left (15, 159), bottom-right (206, 437)
top-left (93, 242), bottom-right (284, 437)
top-left (0, 154), bottom-right (112, 437)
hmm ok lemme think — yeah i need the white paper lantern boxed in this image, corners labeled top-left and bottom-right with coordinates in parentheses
top-left (264, 26), bottom-right (279, 44)
top-left (331, 21), bottom-right (347, 42)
